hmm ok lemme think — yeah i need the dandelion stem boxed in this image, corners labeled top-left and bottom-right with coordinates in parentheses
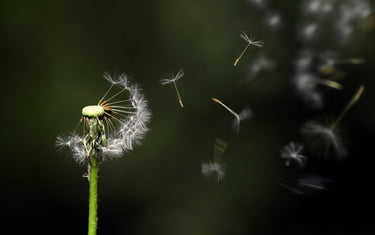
top-left (330, 85), bottom-right (364, 131)
top-left (88, 155), bottom-right (98, 235)
top-left (234, 43), bottom-right (251, 66)
top-left (85, 117), bottom-right (105, 235)
top-left (173, 81), bottom-right (184, 107)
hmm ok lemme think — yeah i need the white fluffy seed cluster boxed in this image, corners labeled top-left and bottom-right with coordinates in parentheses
top-left (102, 87), bottom-right (151, 159)
top-left (56, 73), bottom-right (151, 164)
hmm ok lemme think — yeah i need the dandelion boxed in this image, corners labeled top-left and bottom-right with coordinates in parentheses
top-left (202, 138), bottom-right (227, 182)
top-left (302, 85), bottom-right (364, 158)
top-left (281, 142), bottom-right (307, 167)
top-left (160, 69), bottom-right (184, 107)
top-left (56, 72), bottom-right (151, 235)
top-left (234, 32), bottom-right (264, 66)
top-left (211, 98), bottom-right (252, 133)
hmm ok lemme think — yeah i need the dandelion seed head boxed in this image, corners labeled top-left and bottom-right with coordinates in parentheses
top-left (281, 142), bottom-right (307, 167)
top-left (57, 73), bottom-right (151, 164)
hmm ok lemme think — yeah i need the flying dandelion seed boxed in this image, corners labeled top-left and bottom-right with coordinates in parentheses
top-left (202, 138), bottom-right (228, 182)
top-left (56, 73), bottom-right (151, 164)
top-left (234, 32), bottom-right (264, 66)
top-left (211, 98), bottom-right (252, 133)
top-left (279, 174), bottom-right (331, 195)
top-left (160, 69), bottom-right (184, 108)
top-left (302, 85), bottom-right (364, 158)
top-left (281, 142), bottom-right (307, 167)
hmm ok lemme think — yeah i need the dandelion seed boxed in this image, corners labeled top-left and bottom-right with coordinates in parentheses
top-left (202, 138), bottom-right (228, 182)
top-left (160, 70), bottom-right (184, 107)
top-left (302, 23), bottom-right (318, 40)
top-left (281, 142), bottom-right (307, 167)
top-left (211, 98), bottom-right (252, 133)
top-left (336, 0), bottom-right (373, 44)
top-left (247, 0), bottom-right (265, 8)
top-left (213, 138), bottom-right (227, 163)
top-left (330, 57), bottom-right (366, 65)
top-left (279, 182), bottom-right (304, 195)
top-left (266, 12), bottom-right (282, 28)
top-left (279, 174), bottom-right (330, 195)
top-left (248, 53), bottom-right (275, 79)
top-left (302, 0), bottom-right (334, 16)
top-left (297, 174), bottom-right (331, 195)
top-left (56, 72), bottom-right (151, 165)
top-left (234, 32), bottom-right (264, 66)
top-left (294, 50), bottom-right (344, 108)
top-left (302, 85), bottom-right (364, 158)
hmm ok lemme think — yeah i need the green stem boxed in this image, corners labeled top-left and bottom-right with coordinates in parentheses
top-left (88, 155), bottom-right (99, 235)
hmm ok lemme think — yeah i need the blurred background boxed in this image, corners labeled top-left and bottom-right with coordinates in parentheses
top-left (1, 0), bottom-right (375, 234)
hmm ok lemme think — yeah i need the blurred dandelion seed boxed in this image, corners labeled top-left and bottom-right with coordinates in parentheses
top-left (202, 138), bottom-right (228, 182)
top-left (302, 85), bottom-right (364, 158)
top-left (281, 142), bottom-right (307, 167)
top-left (297, 174), bottom-right (331, 194)
top-left (248, 53), bottom-right (275, 79)
top-left (211, 98), bottom-right (252, 132)
top-left (279, 174), bottom-right (330, 195)
top-left (315, 78), bottom-right (343, 90)
top-left (160, 69), bottom-right (184, 107)
top-left (333, 57), bottom-right (366, 65)
top-left (279, 182), bottom-right (304, 195)
top-left (234, 32), bottom-right (264, 66)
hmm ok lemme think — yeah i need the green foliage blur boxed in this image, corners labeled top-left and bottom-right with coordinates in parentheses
top-left (1, 0), bottom-right (375, 234)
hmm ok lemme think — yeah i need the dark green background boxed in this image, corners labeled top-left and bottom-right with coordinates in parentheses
top-left (1, 0), bottom-right (375, 234)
